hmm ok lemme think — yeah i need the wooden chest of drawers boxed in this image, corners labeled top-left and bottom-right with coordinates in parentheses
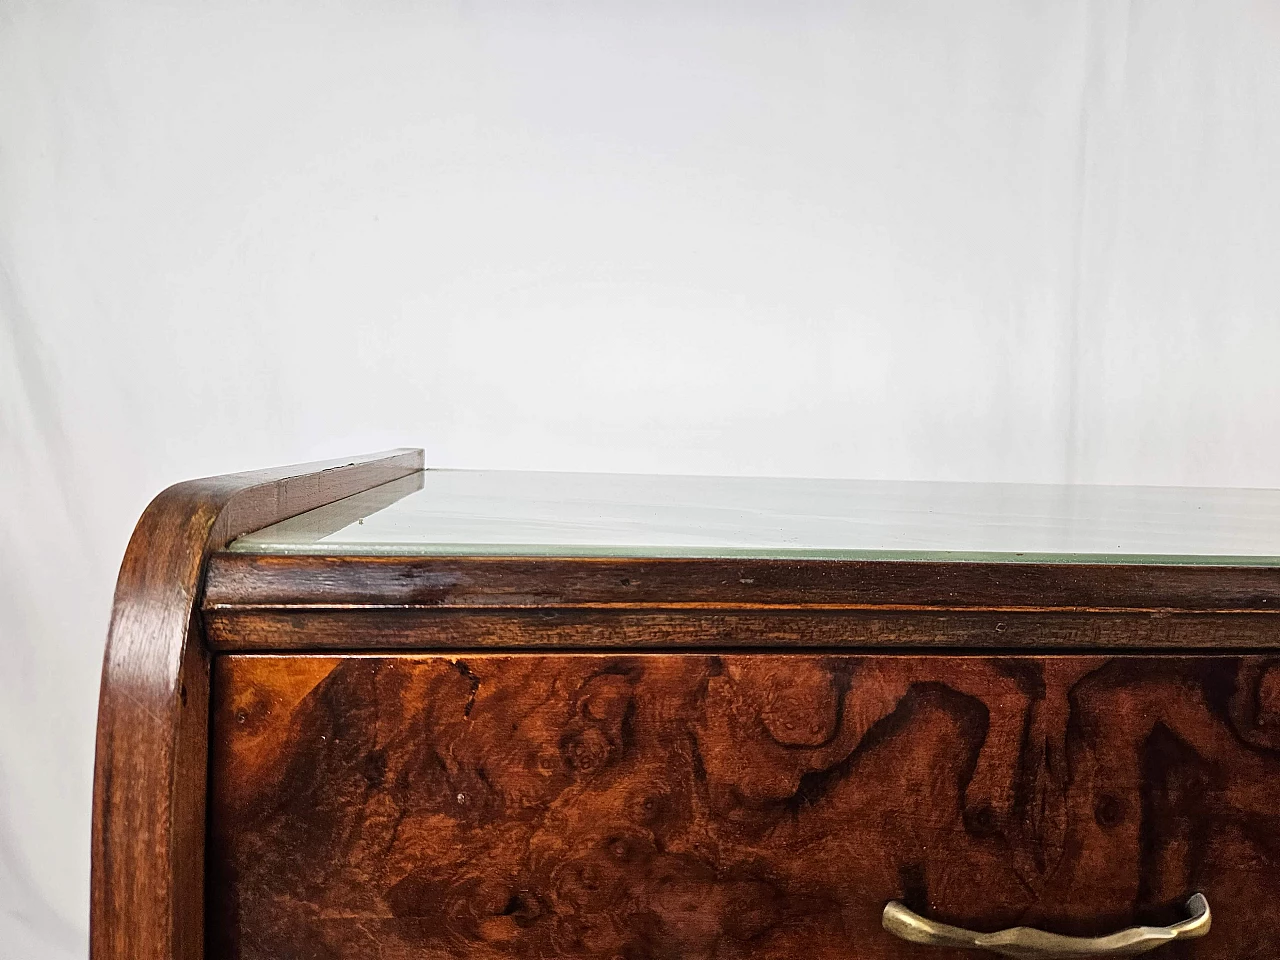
top-left (92, 450), bottom-right (1280, 960)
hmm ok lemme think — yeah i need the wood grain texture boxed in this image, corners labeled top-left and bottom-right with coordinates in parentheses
top-left (209, 653), bottom-right (1280, 960)
top-left (202, 606), bottom-right (1280, 652)
top-left (205, 554), bottom-right (1280, 613)
top-left (91, 449), bottom-right (422, 960)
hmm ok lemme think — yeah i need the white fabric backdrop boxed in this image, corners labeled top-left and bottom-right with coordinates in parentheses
top-left (3, 1), bottom-right (1279, 955)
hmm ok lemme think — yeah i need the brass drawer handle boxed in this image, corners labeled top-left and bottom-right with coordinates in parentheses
top-left (881, 894), bottom-right (1210, 958)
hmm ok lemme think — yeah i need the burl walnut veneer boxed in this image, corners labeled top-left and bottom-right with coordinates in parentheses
top-left (93, 451), bottom-right (1280, 960)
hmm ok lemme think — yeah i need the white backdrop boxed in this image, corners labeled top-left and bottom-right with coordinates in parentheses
top-left (3, 1), bottom-right (1280, 955)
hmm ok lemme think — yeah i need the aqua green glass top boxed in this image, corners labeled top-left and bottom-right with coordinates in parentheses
top-left (226, 470), bottom-right (1280, 565)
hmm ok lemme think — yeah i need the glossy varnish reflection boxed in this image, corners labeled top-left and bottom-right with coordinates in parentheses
top-left (208, 653), bottom-right (1280, 960)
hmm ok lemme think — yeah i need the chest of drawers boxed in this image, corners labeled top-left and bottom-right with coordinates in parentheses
top-left (92, 449), bottom-right (1280, 960)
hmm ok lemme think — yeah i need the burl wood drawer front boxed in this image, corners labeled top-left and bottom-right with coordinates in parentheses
top-left (208, 654), bottom-right (1280, 960)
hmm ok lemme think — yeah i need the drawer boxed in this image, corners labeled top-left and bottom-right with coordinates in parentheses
top-left (208, 652), bottom-right (1280, 960)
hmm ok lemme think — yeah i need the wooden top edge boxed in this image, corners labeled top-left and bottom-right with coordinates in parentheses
top-left (203, 551), bottom-right (1280, 613)
top-left (189, 447), bottom-right (420, 483)
top-left (168, 447), bottom-right (424, 544)
top-left (205, 448), bottom-right (424, 546)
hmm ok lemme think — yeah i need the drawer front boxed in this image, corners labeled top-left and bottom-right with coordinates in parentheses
top-left (208, 654), bottom-right (1280, 959)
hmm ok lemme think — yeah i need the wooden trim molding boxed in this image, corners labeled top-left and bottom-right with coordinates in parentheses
top-left (201, 607), bottom-right (1280, 653)
top-left (205, 554), bottom-right (1280, 614)
top-left (90, 448), bottom-right (423, 960)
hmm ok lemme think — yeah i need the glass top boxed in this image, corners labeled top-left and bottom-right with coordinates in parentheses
top-left (228, 469), bottom-right (1280, 564)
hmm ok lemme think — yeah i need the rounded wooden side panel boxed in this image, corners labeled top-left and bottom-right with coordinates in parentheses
top-left (90, 449), bottom-right (423, 960)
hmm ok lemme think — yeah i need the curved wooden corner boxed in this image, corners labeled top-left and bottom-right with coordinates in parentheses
top-left (90, 448), bottom-right (423, 960)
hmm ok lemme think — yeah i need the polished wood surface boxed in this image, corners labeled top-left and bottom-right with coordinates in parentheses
top-left (203, 554), bottom-right (1280, 652)
top-left (209, 653), bottom-right (1280, 959)
top-left (91, 449), bottom-right (423, 960)
top-left (202, 606), bottom-right (1280, 652)
top-left (205, 554), bottom-right (1280, 612)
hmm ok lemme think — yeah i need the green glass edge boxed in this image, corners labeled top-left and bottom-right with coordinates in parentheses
top-left (227, 540), bottom-right (1280, 566)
